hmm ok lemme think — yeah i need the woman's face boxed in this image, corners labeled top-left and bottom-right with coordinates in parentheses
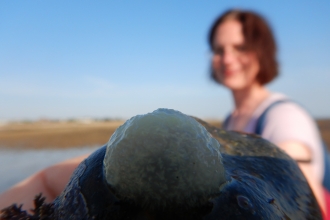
top-left (212, 20), bottom-right (260, 91)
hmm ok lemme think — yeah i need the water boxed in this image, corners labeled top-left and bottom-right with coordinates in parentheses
top-left (0, 146), bottom-right (100, 193)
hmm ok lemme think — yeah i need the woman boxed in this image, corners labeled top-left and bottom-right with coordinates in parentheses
top-left (208, 9), bottom-right (327, 215)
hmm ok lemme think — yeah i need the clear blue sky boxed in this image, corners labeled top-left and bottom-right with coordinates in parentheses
top-left (1, 0), bottom-right (329, 121)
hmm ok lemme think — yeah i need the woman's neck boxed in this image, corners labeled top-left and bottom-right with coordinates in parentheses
top-left (226, 83), bottom-right (270, 132)
top-left (232, 83), bottom-right (270, 114)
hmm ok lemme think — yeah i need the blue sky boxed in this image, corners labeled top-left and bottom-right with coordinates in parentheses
top-left (0, 0), bottom-right (329, 121)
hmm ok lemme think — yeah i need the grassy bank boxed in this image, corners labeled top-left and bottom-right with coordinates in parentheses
top-left (0, 121), bottom-right (124, 149)
top-left (0, 119), bottom-right (329, 150)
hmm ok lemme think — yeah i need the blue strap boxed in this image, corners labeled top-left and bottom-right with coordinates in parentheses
top-left (254, 99), bottom-right (290, 135)
top-left (223, 99), bottom-right (290, 132)
top-left (222, 113), bottom-right (231, 129)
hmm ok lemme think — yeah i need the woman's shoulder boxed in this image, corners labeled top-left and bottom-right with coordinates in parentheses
top-left (254, 92), bottom-right (311, 120)
top-left (252, 92), bottom-right (289, 119)
top-left (263, 93), bottom-right (313, 123)
top-left (261, 93), bottom-right (321, 147)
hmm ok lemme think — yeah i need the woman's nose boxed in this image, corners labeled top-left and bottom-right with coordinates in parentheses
top-left (222, 49), bottom-right (235, 65)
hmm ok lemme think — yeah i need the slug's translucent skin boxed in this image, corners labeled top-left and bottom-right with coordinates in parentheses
top-left (103, 109), bottom-right (226, 209)
top-left (7, 109), bottom-right (325, 219)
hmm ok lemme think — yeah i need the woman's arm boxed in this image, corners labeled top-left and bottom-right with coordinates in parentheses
top-left (0, 154), bottom-right (89, 212)
top-left (261, 102), bottom-right (326, 213)
top-left (278, 141), bottom-right (326, 214)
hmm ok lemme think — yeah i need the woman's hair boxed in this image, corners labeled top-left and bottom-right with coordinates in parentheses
top-left (208, 9), bottom-right (278, 85)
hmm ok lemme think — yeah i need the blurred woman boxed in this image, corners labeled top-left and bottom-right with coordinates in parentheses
top-left (208, 9), bottom-right (327, 214)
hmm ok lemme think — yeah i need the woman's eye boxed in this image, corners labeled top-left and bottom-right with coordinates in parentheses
top-left (213, 48), bottom-right (223, 56)
top-left (235, 45), bottom-right (246, 52)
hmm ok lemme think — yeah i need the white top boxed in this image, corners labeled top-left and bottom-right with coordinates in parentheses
top-left (226, 93), bottom-right (324, 183)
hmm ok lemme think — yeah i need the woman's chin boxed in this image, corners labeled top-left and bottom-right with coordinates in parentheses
top-left (221, 81), bottom-right (246, 91)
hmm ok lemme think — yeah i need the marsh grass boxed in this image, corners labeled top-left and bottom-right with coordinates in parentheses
top-left (0, 119), bottom-right (329, 150)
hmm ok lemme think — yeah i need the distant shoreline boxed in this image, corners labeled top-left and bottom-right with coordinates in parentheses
top-left (0, 121), bottom-right (124, 150)
top-left (0, 119), bottom-right (329, 150)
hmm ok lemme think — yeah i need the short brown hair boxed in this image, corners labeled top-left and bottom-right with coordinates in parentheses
top-left (208, 9), bottom-right (278, 85)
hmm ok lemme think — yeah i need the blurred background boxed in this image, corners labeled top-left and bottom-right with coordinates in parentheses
top-left (1, 0), bottom-right (329, 121)
top-left (0, 0), bottom-right (329, 193)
